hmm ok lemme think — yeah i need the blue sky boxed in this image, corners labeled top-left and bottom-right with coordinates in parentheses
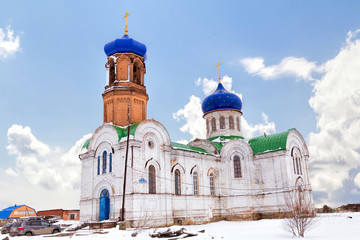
top-left (1, 0), bottom-right (360, 210)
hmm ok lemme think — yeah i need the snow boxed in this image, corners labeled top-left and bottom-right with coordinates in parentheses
top-left (2, 212), bottom-right (359, 239)
top-left (119, 135), bottom-right (135, 142)
top-left (171, 146), bottom-right (215, 156)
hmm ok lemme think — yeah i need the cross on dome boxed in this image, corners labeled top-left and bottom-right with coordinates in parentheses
top-left (123, 12), bottom-right (130, 35)
top-left (215, 61), bottom-right (223, 83)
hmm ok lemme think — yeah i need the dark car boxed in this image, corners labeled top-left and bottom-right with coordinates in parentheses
top-left (1, 223), bottom-right (12, 234)
top-left (9, 218), bottom-right (61, 237)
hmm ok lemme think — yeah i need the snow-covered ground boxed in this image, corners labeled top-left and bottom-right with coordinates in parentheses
top-left (2, 212), bottom-right (359, 239)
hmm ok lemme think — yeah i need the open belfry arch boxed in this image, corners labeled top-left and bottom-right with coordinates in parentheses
top-left (79, 13), bottom-right (314, 227)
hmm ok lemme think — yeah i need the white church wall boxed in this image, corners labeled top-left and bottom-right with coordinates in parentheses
top-left (286, 130), bottom-right (313, 208)
top-left (80, 119), bottom-right (313, 225)
top-left (220, 139), bottom-right (254, 212)
top-left (79, 153), bottom-right (95, 221)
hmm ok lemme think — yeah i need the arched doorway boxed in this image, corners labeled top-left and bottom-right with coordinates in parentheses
top-left (99, 189), bottom-right (110, 221)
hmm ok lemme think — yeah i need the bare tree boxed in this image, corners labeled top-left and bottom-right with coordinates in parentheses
top-left (131, 209), bottom-right (153, 237)
top-left (282, 187), bottom-right (317, 238)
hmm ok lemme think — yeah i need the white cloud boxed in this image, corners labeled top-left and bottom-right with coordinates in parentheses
top-left (241, 112), bottom-right (276, 139)
top-left (196, 75), bottom-right (233, 96)
top-left (6, 124), bottom-right (91, 192)
top-left (176, 139), bottom-right (189, 145)
top-left (354, 173), bottom-right (360, 188)
top-left (196, 77), bottom-right (218, 96)
top-left (173, 95), bottom-right (206, 140)
top-left (0, 25), bottom-right (20, 59)
top-left (308, 29), bottom-right (360, 206)
top-left (7, 124), bottom-right (50, 159)
top-left (5, 167), bottom-right (18, 177)
top-left (241, 56), bottom-right (319, 81)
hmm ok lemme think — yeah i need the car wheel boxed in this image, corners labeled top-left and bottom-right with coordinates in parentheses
top-left (25, 232), bottom-right (33, 236)
top-left (53, 229), bottom-right (60, 234)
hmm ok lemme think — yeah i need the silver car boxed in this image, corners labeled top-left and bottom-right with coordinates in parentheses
top-left (9, 218), bottom-right (60, 237)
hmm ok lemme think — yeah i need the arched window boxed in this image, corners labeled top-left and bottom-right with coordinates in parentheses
top-left (292, 155), bottom-right (297, 174)
top-left (108, 58), bottom-right (115, 85)
top-left (220, 116), bottom-right (225, 129)
top-left (229, 116), bottom-right (234, 129)
top-left (292, 149), bottom-right (303, 175)
top-left (193, 172), bottom-right (199, 196)
top-left (97, 156), bottom-right (100, 175)
top-left (148, 165), bottom-right (156, 194)
top-left (236, 117), bottom-right (240, 131)
top-left (109, 153), bottom-right (112, 173)
top-left (206, 119), bottom-right (209, 133)
top-left (102, 151), bottom-right (107, 174)
top-left (233, 155), bottom-right (242, 178)
top-left (296, 154), bottom-right (300, 174)
top-left (209, 173), bottom-right (215, 196)
top-left (294, 154), bottom-right (303, 175)
top-left (133, 62), bottom-right (141, 84)
top-left (211, 118), bottom-right (216, 132)
top-left (175, 169), bottom-right (181, 195)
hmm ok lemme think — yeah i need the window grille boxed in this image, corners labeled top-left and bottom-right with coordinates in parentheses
top-left (175, 169), bottom-right (181, 195)
top-left (193, 172), bottom-right (199, 196)
top-left (229, 116), bottom-right (234, 129)
top-left (236, 117), bottom-right (240, 131)
top-left (102, 151), bottom-right (107, 174)
top-left (233, 155), bottom-right (242, 178)
top-left (148, 165), bottom-right (156, 194)
top-left (210, 173), bottom-right (215, 196)
top-left (97, 156), bottom-right (100, 175)
top-left (220, 116), bottom-right (225, 129)
top-left (211, 118), bottom-right (217, 132)
top-left (109, 153), bottom-right (112, 173)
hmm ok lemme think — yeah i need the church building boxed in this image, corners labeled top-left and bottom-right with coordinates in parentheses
top-left (79, 15), bottom-right (313, 227)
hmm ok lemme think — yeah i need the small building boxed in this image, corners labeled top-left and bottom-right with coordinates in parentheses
top-left (0, 205), bottom-right (37, 225)
top-left (37, 209), bottom-right (80, 220)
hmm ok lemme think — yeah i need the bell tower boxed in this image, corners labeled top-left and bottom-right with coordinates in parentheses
top-left (102, 13), bottom-right (148, 126)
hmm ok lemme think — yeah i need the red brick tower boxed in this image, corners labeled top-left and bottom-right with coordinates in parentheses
top-left (102, 15), bottom-right (148, 126)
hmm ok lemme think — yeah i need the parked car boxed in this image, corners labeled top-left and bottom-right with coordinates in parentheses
top-left (9, 218), bottom-right (61, 237)
top-left (1, 223), bottom-right (12, 234)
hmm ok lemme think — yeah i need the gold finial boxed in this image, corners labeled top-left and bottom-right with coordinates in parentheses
top-left (123, 12), bottom-right (130, 35)
top-left (215, 61), bottom-right (223, 83)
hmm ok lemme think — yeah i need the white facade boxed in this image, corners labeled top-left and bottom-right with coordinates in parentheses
top-left (79, 117), bottom-right (313, 227)
top-left (80, 31), bottom-right (313, 227)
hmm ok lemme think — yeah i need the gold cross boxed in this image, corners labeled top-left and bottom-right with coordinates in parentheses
top-left (123, 12), bottom-right (130, 35)
top-left (215, 61), bottom-right (223, 83)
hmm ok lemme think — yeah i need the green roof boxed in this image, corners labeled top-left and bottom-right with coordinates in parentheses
top-left (112, 122), bottom-right (140, 142)
top-left (211, 142), bottom-right (223, 153)
top-left (248, 129), bottom-right (292, 155)
top-left (81, 122), bottom-right (141, 150)
top-left (207, 135), bottom-right (244, 152)
top-left (82, 138), bottom-right (91, 150)
top-left (171, 142), bottom-right (214, 156)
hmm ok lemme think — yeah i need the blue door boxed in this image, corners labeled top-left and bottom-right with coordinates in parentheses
top-left (99, 189), bottom-right (110, 221)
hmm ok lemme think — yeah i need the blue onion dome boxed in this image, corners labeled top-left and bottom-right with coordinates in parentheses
top-left (202, 83), bottom-right (242, 114)
top-left (104, 34), bottom-right (147, 60)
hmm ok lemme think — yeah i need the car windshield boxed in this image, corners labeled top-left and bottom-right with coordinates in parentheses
top-left (12, 222), bottom-right (21, 227)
